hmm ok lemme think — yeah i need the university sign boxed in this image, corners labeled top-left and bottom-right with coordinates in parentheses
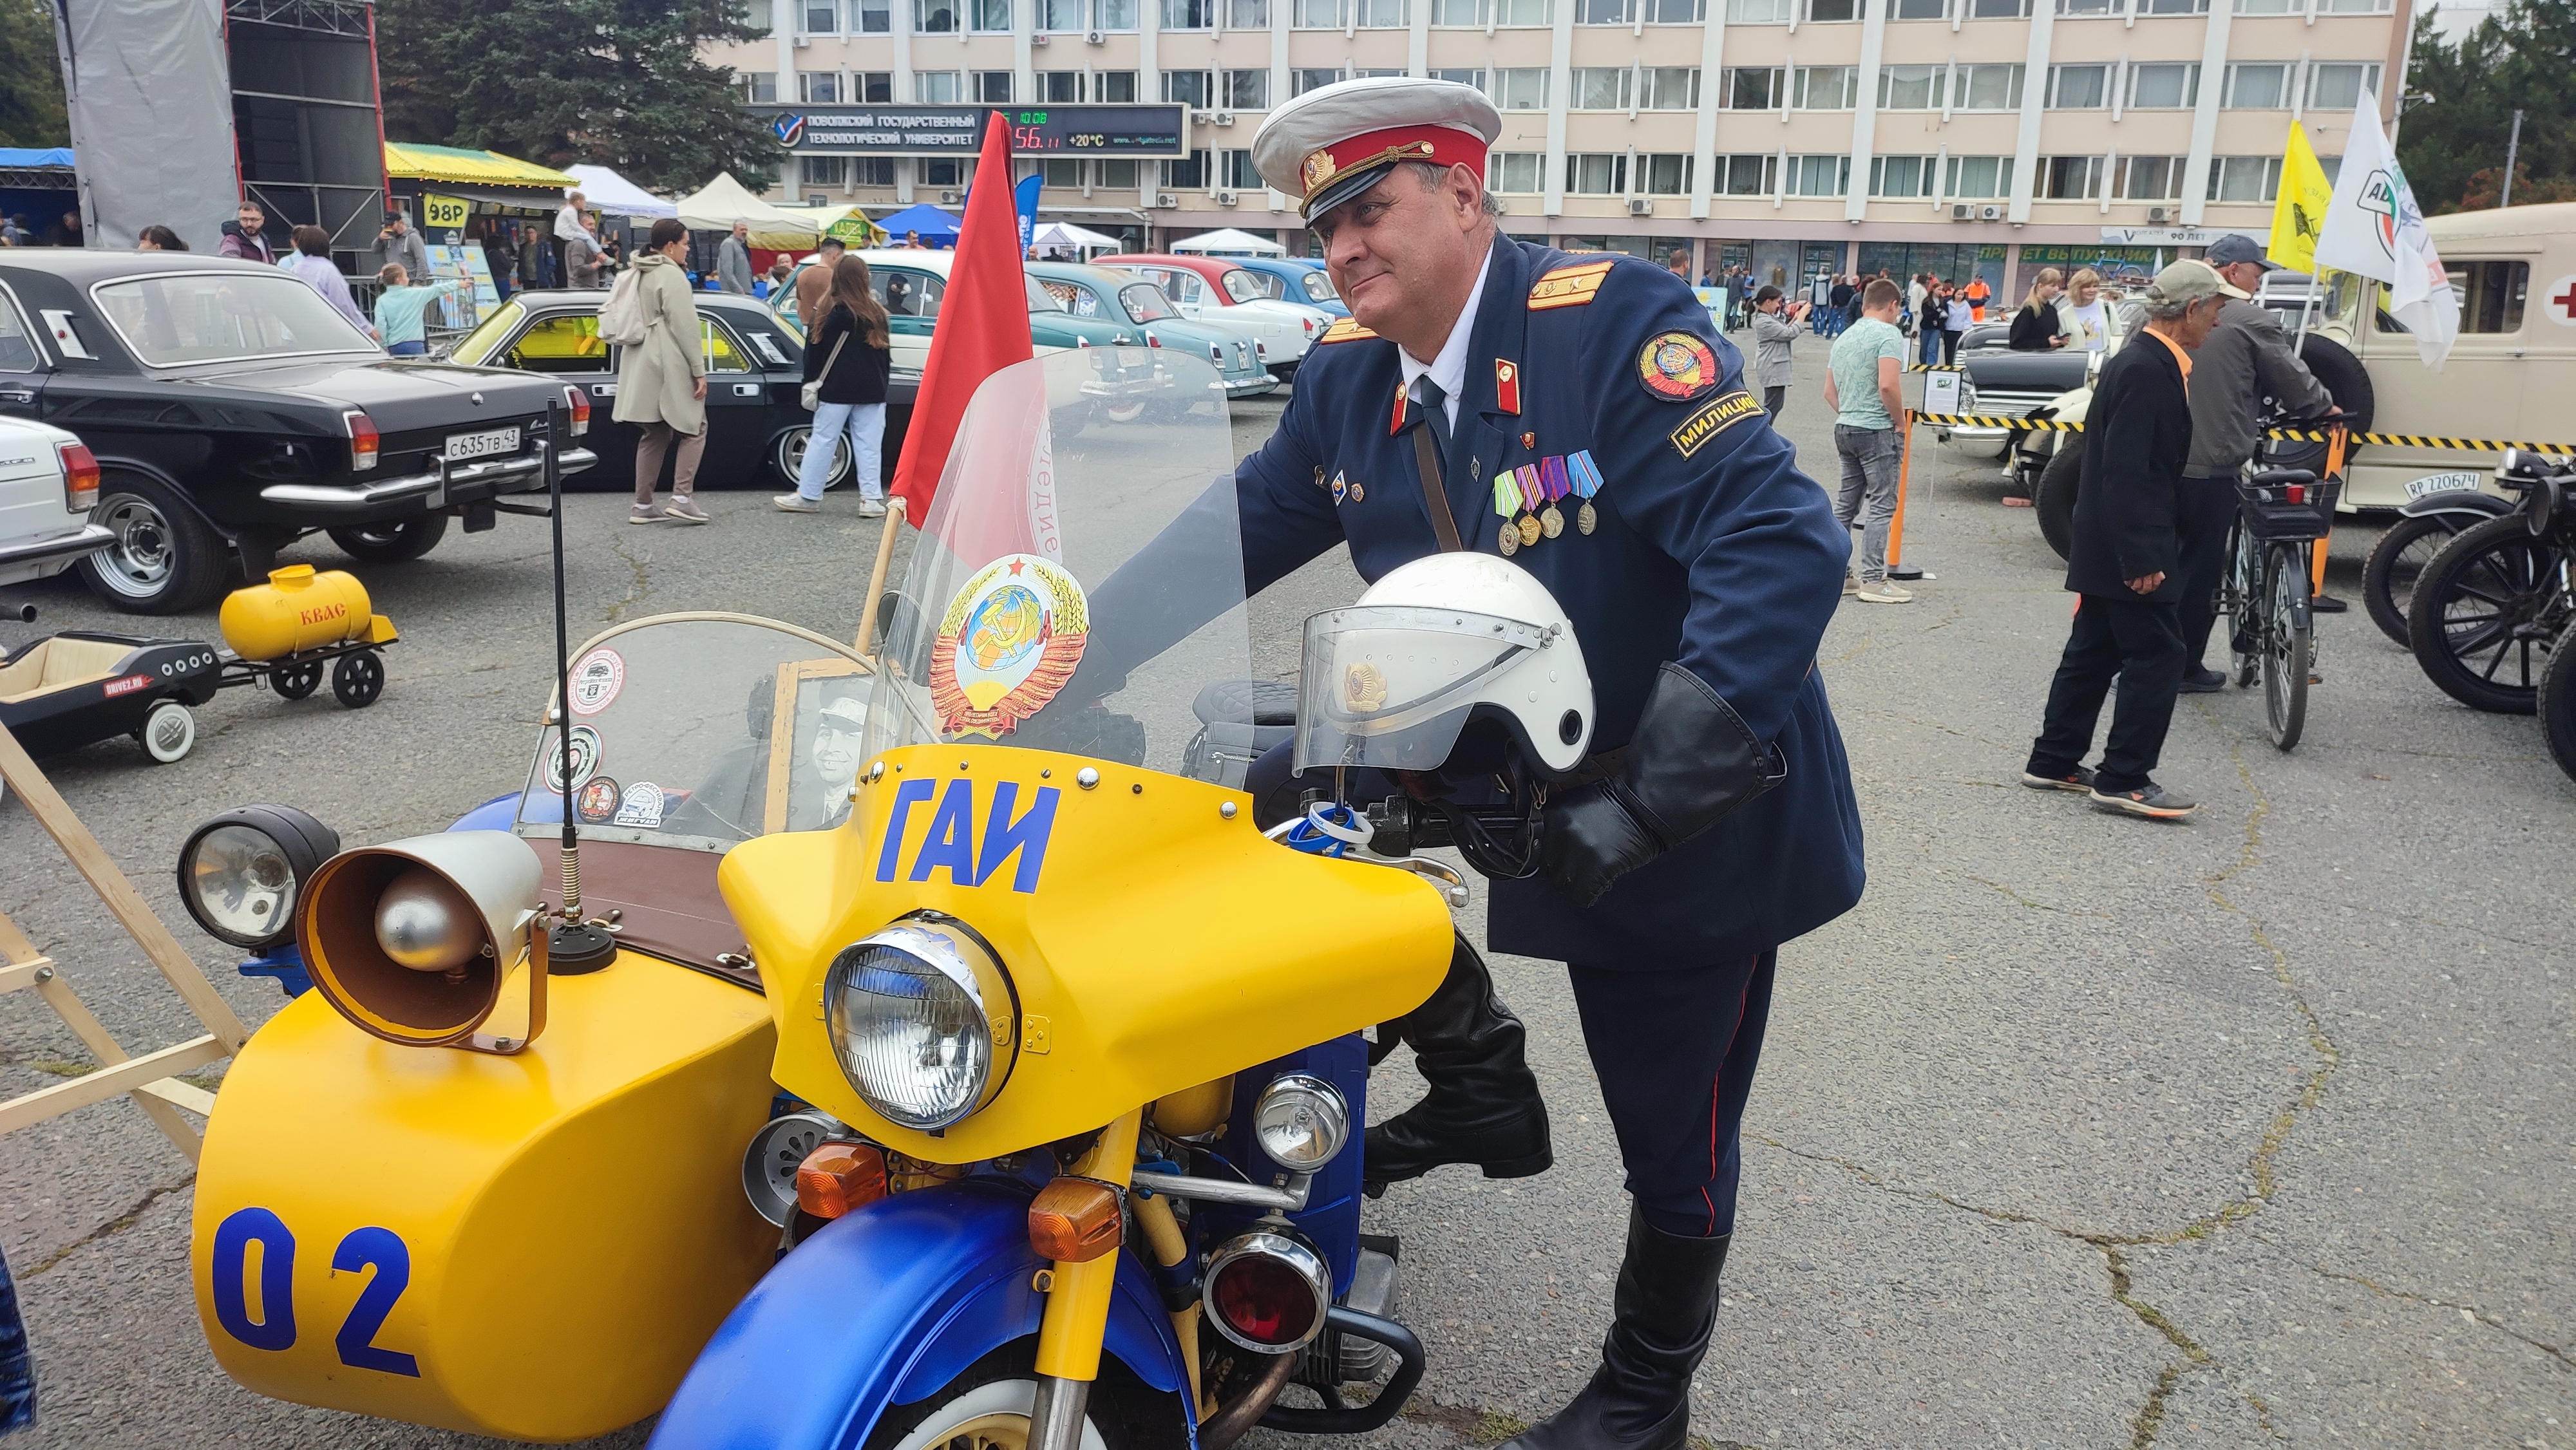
top-left (745, 105), bottom-right (1188, 157)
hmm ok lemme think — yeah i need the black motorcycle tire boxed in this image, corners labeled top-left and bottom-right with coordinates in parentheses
top-left (2405, 514), bottom-right (2569, 715)
top-left (2036, 442), bottom-right (2081, 561)
top-left (2541, 617), bottom-right (2576, 784)
top-left (2363, 513), bottom-right (2473, 646)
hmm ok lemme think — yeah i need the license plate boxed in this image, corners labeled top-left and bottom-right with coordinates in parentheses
top-left (444, 427), bottom-right (520, 462)
top-left (2404, 471), bottom-right (2483, 500)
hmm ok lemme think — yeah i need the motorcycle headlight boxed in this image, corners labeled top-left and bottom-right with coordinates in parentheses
top-left (175, 806), bottom-right (341, 950)
top-left (824, 914), bottom-right (1019, 1130)
top-left (1252, 1073), bottom-right (1350, 1171)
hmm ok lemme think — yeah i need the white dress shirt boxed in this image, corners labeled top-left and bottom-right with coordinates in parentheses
top-left (1397, 246), bottom-right (1494, 430)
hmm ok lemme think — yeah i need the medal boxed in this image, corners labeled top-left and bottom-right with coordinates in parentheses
top-left (1568, 450), bottom-right (1604, 535)
top-left (1350, 481), bottom-right (1365, 502)
top-left (1518, 514), bottom-right (1543, 547)
top-left (1498, 520), bottom-right (1520, 555)
top-left (1491, 464), bottom-right (1526, 556)
top-left (1513, 465), bottom-right (1544, 549)
top-left (1541, 504), bottom-right (1564, 538)
top-left (1539, 455), bottom-right (1571, 537)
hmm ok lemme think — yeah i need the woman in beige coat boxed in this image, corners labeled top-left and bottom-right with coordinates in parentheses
top-left (615, 217), bottom-right (711, 524)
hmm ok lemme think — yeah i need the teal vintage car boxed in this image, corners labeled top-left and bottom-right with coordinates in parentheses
top-left (1026, 263), bottom-right (1278, 409)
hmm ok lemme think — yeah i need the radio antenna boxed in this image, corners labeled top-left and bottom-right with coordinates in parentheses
top-left (543, 399), bottom-right (617, 972)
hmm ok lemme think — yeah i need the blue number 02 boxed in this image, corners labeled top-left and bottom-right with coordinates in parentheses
top-left (210, 1209), bottom-right (421, 1377)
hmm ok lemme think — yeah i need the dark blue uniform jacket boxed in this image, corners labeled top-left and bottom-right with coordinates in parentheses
top-left (1236, 234), bottom-right (1866, 966)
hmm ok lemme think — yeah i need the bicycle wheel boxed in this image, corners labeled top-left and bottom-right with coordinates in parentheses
top-left (2541, 617), bottom-right (2576, 784)
top-left (2262, 545), bottom-right (2311, 751)
top-left (2227, 520), bottom-right (2262, 687)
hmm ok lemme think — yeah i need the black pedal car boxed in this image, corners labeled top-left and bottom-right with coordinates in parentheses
top-left (0, 630), bottom-right (221, 763)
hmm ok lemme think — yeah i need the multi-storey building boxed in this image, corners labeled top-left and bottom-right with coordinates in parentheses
top-left (706, 0), bottom-right (2409, 291)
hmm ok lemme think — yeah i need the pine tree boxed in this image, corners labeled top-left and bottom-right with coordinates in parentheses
top-left (0, 0), bottom-right (70, 148)
top-left (2398, 0), bottom-right (2576, 214)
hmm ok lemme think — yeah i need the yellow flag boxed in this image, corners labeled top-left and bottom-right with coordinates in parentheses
top-left (2270, 123), bottom-right (2334, 274)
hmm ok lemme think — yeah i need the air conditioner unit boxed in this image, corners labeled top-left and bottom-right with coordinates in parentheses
top-left (2146, 205), bottom-right (2170, 223)
top-left (1950, 203), bottom-right (1974, 221)
top-left (1627, 198), bottom-right (1653, 216)
top-left (1032, 30), bottom-right (1050, 42)
top-left (941, 190), bottom-right (961, 204)
top-left (1217, 189), bottom-right (1240, 206)
top-left (1191, 109), bottom-right (1213, 123)
top-left (1215, 110), bottom-right (1235, 126)
top-left (1084, 28), bottom-right (1105, 41)
top-left (793, 33), bottom-right (810, 46)
top-left (1978, 204), bottom-right (2003, 221)
top-left (1151, 192), bottom-right (1180, 208)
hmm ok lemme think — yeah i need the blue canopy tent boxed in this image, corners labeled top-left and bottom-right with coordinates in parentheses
top-left (871, 203), bottom-right (961, 248)
top-left (0, 149), bottom-right (79, 243)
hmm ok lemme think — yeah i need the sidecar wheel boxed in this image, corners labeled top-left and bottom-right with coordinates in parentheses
top-left (878, 1378), bottom-right (1108, 1450)
top-left (867, 1346), bottom-right (1182, 1450)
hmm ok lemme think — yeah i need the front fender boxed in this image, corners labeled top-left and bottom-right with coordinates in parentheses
top-left (648, 1178), bottom-right (1189, 1450)
top-left (2398, 487), bottom-right (2512, 520)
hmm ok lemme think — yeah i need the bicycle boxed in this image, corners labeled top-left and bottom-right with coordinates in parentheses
top-left (2219, 448), bottom-right (2342, 752)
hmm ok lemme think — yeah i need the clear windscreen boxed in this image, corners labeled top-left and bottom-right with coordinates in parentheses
top-left (515, 616), bottom-right (876, 852)
top-left (1292, 605), bottom-right (1545, 775)
top-left (868, 350), bottom-right (1250, 777)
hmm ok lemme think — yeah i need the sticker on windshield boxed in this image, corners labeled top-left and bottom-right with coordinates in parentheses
top-left (569, 647), bottom-right (625, 715)
top-left (576, 776), bottom-right (622, 825)
top-left (612, 781), bottom-right (667, 829)
top-left (929, 554), bottom-right (1091, 739)
top-left (543, 725), bottom-right (603, 793)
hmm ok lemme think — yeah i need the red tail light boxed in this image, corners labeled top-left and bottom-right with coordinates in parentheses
top-left (1147, 333), bottom-right (1161, 348)
top-left (1202, 1232), bottom-right (1332, 1353)
top-left (57, 441), bottom-right (99, 513)
top-left (564, 385), bottom-right (591, 436)
top-left (1302, 317), bottom-right (1317, 335)
top-left (343, 410), bottom-right (379, 471)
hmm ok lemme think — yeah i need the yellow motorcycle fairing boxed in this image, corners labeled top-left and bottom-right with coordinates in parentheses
top-left (189, 952), bottom-right (777, 1443)
top-left (722, 742), bottom-right (1454, 1163)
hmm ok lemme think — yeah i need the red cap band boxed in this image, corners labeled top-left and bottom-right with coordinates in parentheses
top-left (1298, 125), bottom-right (1490, 205)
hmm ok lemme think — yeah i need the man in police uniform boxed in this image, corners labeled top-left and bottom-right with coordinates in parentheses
top-left (1234, 77), bottom-right (1865, 1450)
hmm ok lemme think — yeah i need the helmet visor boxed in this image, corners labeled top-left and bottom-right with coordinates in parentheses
top-left (1292, 604), bottom-right (1553, 775)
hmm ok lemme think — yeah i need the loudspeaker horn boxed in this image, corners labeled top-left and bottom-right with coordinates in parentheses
top-left (299, 830), bottom-right (549, 1054)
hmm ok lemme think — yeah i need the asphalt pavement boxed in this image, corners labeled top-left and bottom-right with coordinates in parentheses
top-left (1, 341), bottom-right (2568, 1450)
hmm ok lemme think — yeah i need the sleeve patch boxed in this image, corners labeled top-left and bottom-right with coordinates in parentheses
top-left (1669, 390), bottom-right (1765, 458)
top-left (1318, 317), bottom-right (1379, 343)
top-left (1638, 331), bottom-right (1721, 402)
top-left (1528, 260), bottom-right (1616, 310)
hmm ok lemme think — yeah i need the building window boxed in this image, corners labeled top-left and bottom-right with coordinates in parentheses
top-left (2221, 64), bottom-right (2286, 109)
top-left (2205, 155), bottom-right (2282, 202)
top-left (922, 156), bottom-right (963, 185)
top-left (915, 0), bottom-right (957, 30)
top-left (1877, 64), bottom-right (1944, 110)
top-left (858, 71), bottom-right (893, 100)
top-left (1726, 0), bottom-right (1790, 18)
top-left (1222, 70), bottom-right (1269, 108)
top-left (802, 155), bottom-right (849, 187)
top-left (1640, 154), bottom-right (1692, 193)
top-left (2047, 63), bottom-right (2108, 108)
top-left (2233, 0), bottom-right (2295, 10)
top-left (2038, 155), bottom-right (2102, 199)
top-left (1432, 66), bottom-right (1485, 88)
top-left (1958, 64), bottom-right (2023, 109)
top-left (1220, 150), bottom-right (1261, 189)
top-left (2136, 0), bottom-right (2205, 12)
top-left (854, 0), bottom-right (893, 26)
top-left (1572, 68), bottom-right (1632, 109)
top-left (1640, 67), bottom-right (1699, 108)
top-left (2128, 63), bottom-right (2198, 109)
top-left (799, 70), bottom-right (842, 102)
top-left (1097, 0), bottom-right (1137, 26)
top-left (1644, 0), bottom-right (1703, 17)
top-left (745, 0), bottom-right (774, 33)
top-left (1041, 157), bottom-right (1084, 187)
top-left (1227, 0), bottom-right (1269, 21)
top-left (1795, 64), bottom-right (1858, 108)
top-left (1163, 0), bottom-right (1213, 24)
top-left (1805, 0), bottom-right (1858, 21)
top-left (1870, 155), bottom-right (1935, 198)
top-left (2307, 62), bottom-right (2381, 111)
top-left (1493, 67), bottom-right (1549, 109)
top-left (1435, 0), bottom-right (1483, 18)
top-left (1577, 0), bottom-right (1622, 19)
top-left (1097, 70), bottom-right (1139, 101)
top-left (1162, 149), bottom-right (1210, 189)
top-left (1357, 0), bottom-right (1407, 22)
top-left (1292, 68), bottom-right (1344, 94)
top-left (1718, 153), bottom-right (1777, 195)
top-left (971, 0), bottom-right (1010, 28)
top-left (1098, 158), bottom-right (1141, 188)
top-left (1720, 66), bottom-right (1782, 108)
top-left (2451, 261), bottom-right (2527, 333)
top-left (1786, 155), bottom-right (1850, 195)
top-left (858, 157), bottom-right (896, 185)
top-left (1488, 151), bottom-right (1545, 192)
top-left (974, 70), bottom-right (1012, 102)
top-left (1498, 0), bottom-right (1552, 18)
top-left (1967, 0), bottom-right (2028, 14)
top-left (1034, 0), bottom-right (1083, 24)
top-left (1163, 70), bottom-right (1212, 106)
top-left (802, 0), bottom-right (838, 30)
top-left (2119, 155), bottom-right (2183, 198)
top-left (1944, 154), bottom-right (2012, 196)
top-left (1038, 70), bottom-right (1085, 100)
top-left (1891, 0), bottom-right (1944, 19)
top-left (1293, 0), bottom-right (1337, 21)
top-left (740, 73), bottom-right (779, 103)
top-left (916, 70), bottom-right (962, 102)
top-left (1565, 153), bottom-right (1627, 194)
top-left (2056, 0), bottom-right (2112, 14)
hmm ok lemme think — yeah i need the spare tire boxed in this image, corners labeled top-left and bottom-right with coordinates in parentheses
top-left (2295, 333), bottom-right (2373, 439)
top-left (2036, 441), bottom-right (2081, 561)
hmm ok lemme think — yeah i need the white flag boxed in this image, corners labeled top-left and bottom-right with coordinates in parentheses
top-left (2313, 92), bottom-right (2460, 370)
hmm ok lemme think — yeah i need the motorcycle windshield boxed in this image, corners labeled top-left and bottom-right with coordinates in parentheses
top-left (513, 615), bottom-right (878, 852)
top-left (868, 350), bottom-right (1250, 777)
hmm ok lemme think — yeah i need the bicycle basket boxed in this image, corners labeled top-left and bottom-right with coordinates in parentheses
top-left (2236, 473), bottom-right (2340, 541)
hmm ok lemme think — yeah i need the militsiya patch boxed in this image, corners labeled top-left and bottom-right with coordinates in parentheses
top-left (1669, 390), bottom-right (1764, 457)
top-left (1638, 332), bottom-right (1719, 402)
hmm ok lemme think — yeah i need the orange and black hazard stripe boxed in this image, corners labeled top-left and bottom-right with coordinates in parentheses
top-left (1904, 412), bottom-right (2576, 453)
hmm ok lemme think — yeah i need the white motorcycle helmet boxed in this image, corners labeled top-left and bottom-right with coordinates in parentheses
top-left (1293, 554), bottom-right (1595, 780)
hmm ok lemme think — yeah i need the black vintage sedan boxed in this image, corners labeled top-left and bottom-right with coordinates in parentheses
top-left (448, 288), bottom-right (907, 495)
top-left (0, 250), bottom-right (599, 613)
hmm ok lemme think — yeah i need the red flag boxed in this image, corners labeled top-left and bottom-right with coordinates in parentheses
top-left (890, 113), bottom-right (1034, 523)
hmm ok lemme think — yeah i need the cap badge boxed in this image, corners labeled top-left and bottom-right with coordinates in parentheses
top-left (1302, 149), bottom-right (1340, 194)
top-left (1343, 661), bottom-right (1388, 713)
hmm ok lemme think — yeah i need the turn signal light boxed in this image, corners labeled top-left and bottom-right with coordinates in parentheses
top-left (1027, 1177), bottom-right (1122, 1263)
top-left (795, 1142), bottom-right (888, 1220)
top-left (343, 410), bottom-right (379, 471)
top-left (563, 385), bottom-right (591, 436)
top-left (57, 441), bottom-right (98, 513)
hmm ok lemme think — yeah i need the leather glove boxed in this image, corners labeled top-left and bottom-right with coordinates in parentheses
top-left (1540, 663), bottom-right (1786, 910)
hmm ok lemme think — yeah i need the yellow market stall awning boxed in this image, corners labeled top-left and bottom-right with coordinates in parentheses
top-left (383, 142), bottom-right (576, 192)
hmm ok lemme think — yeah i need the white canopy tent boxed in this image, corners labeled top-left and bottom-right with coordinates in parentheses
top-left (561, 164), bottom-right (676, 219)
top-left (1032, 220), bottom-right (1124, 250)
top-left (672, 172), bottom-right (820, 245)
top-left (1168, 227), bottom-right (1285, 256)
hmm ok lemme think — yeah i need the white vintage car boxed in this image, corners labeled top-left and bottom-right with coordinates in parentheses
top-left (0, 417), bottom-right (108, 589)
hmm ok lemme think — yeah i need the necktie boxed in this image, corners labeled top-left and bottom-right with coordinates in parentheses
top-left (1414, 376), bottom-right (1452, 453)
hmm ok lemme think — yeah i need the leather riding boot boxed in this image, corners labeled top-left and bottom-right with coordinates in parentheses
top-left (1498, 1207), bottom-right (1732, 1450)
top-left (1362, 934), bottom-right (1551, 1192)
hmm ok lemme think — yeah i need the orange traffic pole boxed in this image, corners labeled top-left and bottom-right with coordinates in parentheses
top-left (1886, 410), bottom-right (1922, 579)
top-left (2311, 424), bottom-right (2347, 598)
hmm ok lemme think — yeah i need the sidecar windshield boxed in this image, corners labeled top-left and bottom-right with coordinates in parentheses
top-left (514, 615), bottom-right (877, 852)
top-left (867, 349), bottom-right (1251, 775)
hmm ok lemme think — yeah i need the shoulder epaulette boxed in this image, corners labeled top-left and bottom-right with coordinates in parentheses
top-left (1318, 317), bottom-right (1379, 343)
top-left (1528, 259), bottom-right (1617, 311)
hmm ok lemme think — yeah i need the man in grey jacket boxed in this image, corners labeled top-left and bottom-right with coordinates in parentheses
top-left (370, 211), bottom-right (430, 285)
top-left (717, 220), bottom-right (756, 295)
top-left (2175, 234), bottom-right (2338, 691)
top-left (1748, 285), bottom-right (1808, 419)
